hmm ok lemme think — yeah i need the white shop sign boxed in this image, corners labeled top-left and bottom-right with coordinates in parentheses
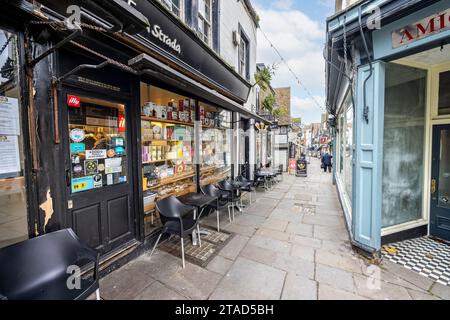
top-left (86, 149), bottom-right (107, 160)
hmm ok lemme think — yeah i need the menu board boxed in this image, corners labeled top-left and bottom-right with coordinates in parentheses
top-left (0, 135), bottom-right (20, 176)
top-left (0, 97), bottom-right (20, 136)
top-left (0, 97), bottom-right (21, 177)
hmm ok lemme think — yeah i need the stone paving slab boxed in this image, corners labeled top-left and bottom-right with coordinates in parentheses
top-left (100, 158), bottom-right (450, 300)
top-left (209, 257), bottom-right (286, 300)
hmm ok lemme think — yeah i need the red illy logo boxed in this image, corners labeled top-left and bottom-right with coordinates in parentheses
top-left (68, 95), bottom-right (81, 107)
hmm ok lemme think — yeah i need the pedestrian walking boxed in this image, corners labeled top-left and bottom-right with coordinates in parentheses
top-left (321, 150), bottom-right (333, 173)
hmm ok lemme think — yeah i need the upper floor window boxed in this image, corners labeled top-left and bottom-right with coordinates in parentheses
top-left (198, 0), bottom-right (212, 44)
top-left (160, 0), bottom-right (182, 18)
top-left (238, 30), bottom-right (250, 80)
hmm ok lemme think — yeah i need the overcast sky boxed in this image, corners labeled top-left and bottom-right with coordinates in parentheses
top-left (254, 0), bottom-right (334, 124)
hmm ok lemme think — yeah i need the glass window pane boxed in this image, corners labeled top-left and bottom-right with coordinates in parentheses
top-left (438, 130), bottom-right (450, 209)
top-left (382, 63), bottom-right (427, 228)
top-left (344, 105), bottom-right (353, 200)
top-left (438, 71), bottom-right (450, 115)
top-left (140, 84), bottom-right (196, 236)
top-left (0, 31), bottom-right (29, 248)
top-left (68, 99), bottom-right (127, 193)
top-left (200, 104), bottom-right (232, 185)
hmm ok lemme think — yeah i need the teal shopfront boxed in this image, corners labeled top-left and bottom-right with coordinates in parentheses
top-left (326, 0), bottom-right (450, 253)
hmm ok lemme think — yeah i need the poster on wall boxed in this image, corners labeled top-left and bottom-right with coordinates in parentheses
top-left (0, 135), bottom-right (21, 176)
top-left (0, 97), bottom-right (20, 136)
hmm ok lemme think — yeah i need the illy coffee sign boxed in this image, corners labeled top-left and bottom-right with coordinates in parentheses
top-left (392, 8), bottom-right (450, 48)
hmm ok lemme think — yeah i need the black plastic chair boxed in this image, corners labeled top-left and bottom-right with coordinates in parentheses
top-left (236, 175), bottom-right (256, 204)
top-left (0, 229), bottom-right (100, 300)
top-left (218, 179), bottom-right (241, 214)
top-left (151, 196), bottom-right (199, 268)
top-left (254, 171), bottom-right (269, 191)
top-left (201, 184), bottom-right (234, 231)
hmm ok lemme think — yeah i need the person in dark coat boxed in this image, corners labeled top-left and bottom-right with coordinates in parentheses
top-left (321, 151), bottom-right (333, 173)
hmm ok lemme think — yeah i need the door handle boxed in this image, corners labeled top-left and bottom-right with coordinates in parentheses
top-left (431, 179), bottom-right (436, 194)
top-left (66, 169), bottom-right (71, 187)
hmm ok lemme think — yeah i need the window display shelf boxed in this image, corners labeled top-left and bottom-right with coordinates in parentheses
top-left (141, 116), bottom-right (194, 127)
top-left (146, 171), bottom-right (195, 190)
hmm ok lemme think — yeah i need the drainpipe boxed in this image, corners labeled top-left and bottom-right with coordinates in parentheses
top-left (358, 5), bottom-right (373, 124)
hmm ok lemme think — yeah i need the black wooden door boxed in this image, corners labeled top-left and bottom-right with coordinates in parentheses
top-left (62, 89), bottom-right (135, 255)
top-left (430, 124), bottom-right (450, 242)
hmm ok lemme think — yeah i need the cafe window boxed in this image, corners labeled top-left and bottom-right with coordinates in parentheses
top-left (0, 31), bottom-right (29, 248)
top-left (198, 0), bottom-right (212, 44)
top-left (140, 83), bottom-right (196, 236)
top-left (68, 98), bottom-right (127, 193)
top-left (200, 104), bottom-right (232, 185)
top-left (160, 0), bottom-right (182, 19)
top-left (438, 70), bottom-right (450, 116)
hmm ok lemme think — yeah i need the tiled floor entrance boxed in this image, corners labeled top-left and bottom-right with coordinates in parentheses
top-left (383, 236), bottom-right (450, 287)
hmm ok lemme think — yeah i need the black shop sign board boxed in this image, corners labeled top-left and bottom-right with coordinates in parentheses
top-left (296, 159), bottom-right (307, 177)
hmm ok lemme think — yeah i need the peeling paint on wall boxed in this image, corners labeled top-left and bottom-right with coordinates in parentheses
top-left (39, 189), bottom-right (54, 228)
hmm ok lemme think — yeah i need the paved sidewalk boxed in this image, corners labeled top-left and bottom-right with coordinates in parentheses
top-left (100, 158), bottom-right (450, 300)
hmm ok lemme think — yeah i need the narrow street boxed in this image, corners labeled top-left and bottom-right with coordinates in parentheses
top-left (100, 158), bottom-right (450, 300)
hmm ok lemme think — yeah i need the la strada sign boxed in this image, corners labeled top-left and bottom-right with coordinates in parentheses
top-left (392, 8), bottom-right (450, 48)
top-left (125, 0), bottom-right (181, 55)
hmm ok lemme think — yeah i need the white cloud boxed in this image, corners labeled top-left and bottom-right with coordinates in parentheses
top-left (291, 95), bottom-right (325, 124)
top-left (272, 0), bottom-right (294, 10)
top-left (255, 4), bottom-right (327, 124)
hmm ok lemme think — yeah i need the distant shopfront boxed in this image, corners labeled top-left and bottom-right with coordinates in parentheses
top-left (0, 0), bottom-right (268, 271)
top-left (326, 0), bottom-right (450, 253)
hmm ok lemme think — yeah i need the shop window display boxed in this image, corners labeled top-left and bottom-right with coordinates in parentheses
top-left (140, 84), bottom-right (196, 236)
top-left (200, 104), bottom-right (232, 186)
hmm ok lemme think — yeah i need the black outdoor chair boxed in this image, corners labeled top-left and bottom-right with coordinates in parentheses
top-left (0, 229), bottom-right (100, 300)
top-left (218, 179), bottom-right (242, 214)
top-left (150, 196), bottom-right (199, 268)
top-left (200, 184), bottom-right (234, 231)
top-left (254, 171), bottom-right (269, 191)
top-left (236, 175), bottom-right (256, 204)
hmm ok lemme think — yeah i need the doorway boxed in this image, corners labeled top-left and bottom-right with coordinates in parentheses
top-left (63, 92), bottom-right (136, 255)
top-left (430, 124), bottom-right (450, 242)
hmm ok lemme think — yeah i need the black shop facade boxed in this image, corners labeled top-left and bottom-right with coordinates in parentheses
top-left (0, 0), bottom-right (264, 274)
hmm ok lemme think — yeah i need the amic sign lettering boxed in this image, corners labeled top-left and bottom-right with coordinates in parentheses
top-left (392, 8), bottom-right (450, 48)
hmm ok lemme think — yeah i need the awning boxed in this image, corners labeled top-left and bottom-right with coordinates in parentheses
top-left (129, 53), bottom-right (271, 124)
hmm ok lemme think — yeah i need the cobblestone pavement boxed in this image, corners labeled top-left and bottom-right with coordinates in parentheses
top-left (100, 158), bottom-right (450, 300)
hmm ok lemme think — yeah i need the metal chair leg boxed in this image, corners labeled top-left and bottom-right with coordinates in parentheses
top-left (216, 209), bottom-right (220, 232)
top-left (197, 224), bottom-right (202, 247)
top-left (95, 288), bottom-right (100, 300)
top-left (232, 204), bottom-right (235, 221)
top-left (150, 232), bottom-right (163, 257)
top-left (181, 237), bottom-right (186, 269)
top-left (228, 205), bottom-right (232, 223)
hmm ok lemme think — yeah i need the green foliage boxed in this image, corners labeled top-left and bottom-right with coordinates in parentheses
top-left (254, 65), bottom-right (275, 91)
top-left (272, 106), bottom-right (289, 119)
top-left (262, 94), bottom-right (276, 114)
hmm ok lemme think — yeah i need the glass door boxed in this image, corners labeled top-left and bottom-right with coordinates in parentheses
top-left (430, 125), bottom-right (450, 242)
top-left (65, 92), bottom-right (135, 254)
